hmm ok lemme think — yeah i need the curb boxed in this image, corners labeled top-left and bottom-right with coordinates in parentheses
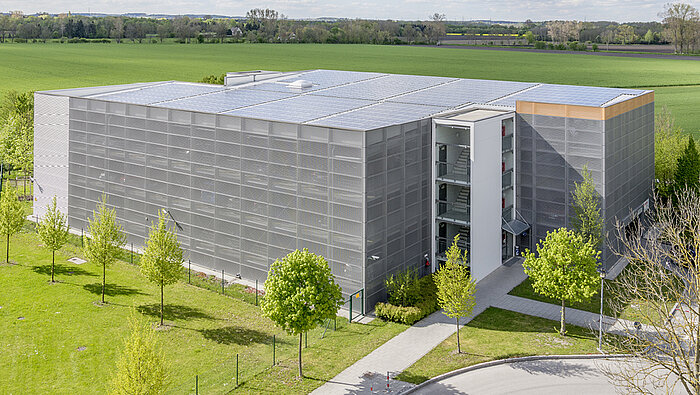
top-left (400, 353), bottom-right (631, 394)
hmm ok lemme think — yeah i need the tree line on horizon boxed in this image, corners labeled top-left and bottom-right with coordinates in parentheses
top-left (0, 4), bottom-right (698, 52)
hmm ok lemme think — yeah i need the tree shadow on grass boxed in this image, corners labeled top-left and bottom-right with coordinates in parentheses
top-left (83, 283), bottom-right (147, 297)
top-left (31, 264), bottom-right (96, 278)
top-left (198, 326), bottom-right (271, 345)
top-left (137, 303), bottom-right (215, 322)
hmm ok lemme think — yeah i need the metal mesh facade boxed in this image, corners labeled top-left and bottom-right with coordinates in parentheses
top-left (364, 120), bottom-right (432, 307)
top-left (34, 93), bottom-right (70, 217)
top-left (66, 98), bottom-right (365, 298)
top-left (516, 104), bottom-right (653, 269)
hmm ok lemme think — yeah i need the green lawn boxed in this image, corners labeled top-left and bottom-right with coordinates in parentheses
top-left (0, 42), bottom-right (698, 137)
top-left (396, 307), bottom-right (599, 384)
top-left (0, 228), bottom-right (406, 394)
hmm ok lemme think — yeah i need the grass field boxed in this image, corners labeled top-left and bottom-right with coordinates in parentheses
top-left (0, 226), bottom-right (406, 394)
top-left (395, 307), bottom-right (599, 384)
top-left (0, 42), bottom-right (699, 137)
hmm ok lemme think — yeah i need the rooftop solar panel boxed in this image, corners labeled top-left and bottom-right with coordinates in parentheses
top-left (489, 84), bottom-right (646, 107)
top-left (313, 74), bottom-right (458, 101)
top-left (307, 101), bottom-right (448, 130)
top-left (95, 82), bottom-right (224, 105)
top-left (157, 89), bottom-right (295, 113)
top-left (389, 79), bottom-right (538, 108)
top-left (224, 94), bottom-right (373, 123)
top-left (245, 69), bottom-right (385, 93)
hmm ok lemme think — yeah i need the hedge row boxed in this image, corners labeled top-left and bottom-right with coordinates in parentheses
top-left (375, 274), bottom-right (439, 325)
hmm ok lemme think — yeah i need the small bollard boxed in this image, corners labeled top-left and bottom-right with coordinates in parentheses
top-left (272, 335), bottom-right (276, 366)
top-left (305, 331), bottom-right (307, 348)
top-left (130, 243), bottom-right (133, 265)
top-left (188, 260), bottom-right (191, 283)
top-left (387, 371), bottom-right (390, 389)
top-left (236, 353), bottom-right (239, 387)
top-left (81, 228), bottom-right (84, 247)
top-left (195, 374), bottom-right (198, 394)
top-left (221, 269), bottom-right (225, 294)
top-left (255, 280), bottom-right (258, 306)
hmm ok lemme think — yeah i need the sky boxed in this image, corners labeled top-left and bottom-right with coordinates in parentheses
top-left (0, 0), bottom-right (693, 22)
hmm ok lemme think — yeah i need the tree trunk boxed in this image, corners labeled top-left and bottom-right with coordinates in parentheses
top-left (560, 299), bottom-right (566, 336)
top-left (456, 317), bottom-right (461, 353)
top-left (298, 332), bottom-right (303, 378)
top-left (51, 250), bottom-right (55, 282)
top-left (102, 263), bottom-right (106, 304)
top-left (6, 233), bottom-right (9, 263)
top-left (160, 282), bottom-right (164, 326)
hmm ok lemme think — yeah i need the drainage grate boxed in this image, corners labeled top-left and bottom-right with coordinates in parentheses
top-left (67, 257), bottom-right (87, 265)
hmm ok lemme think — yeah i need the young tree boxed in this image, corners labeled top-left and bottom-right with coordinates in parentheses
top-left (261, 249), bottom-right (343, 378)
top-left (673, 136), bottom-right (700, 196)
top-left (659, 2), bottom-right (700, 54)
top-left (140, 212), bottom-right (184, 326)
top-left (522, 228), bottom-right (600, 336)
top-left (0, 186), bottom-right (24, 263)
top-left (84, 196), bottom-right (127, 304)
top-left (570, 165), bottom-right (604, 249)
top-left (655, 106), bottom-right (685, 197)
top-left (434, 234), bottom-right (476, 353)
top-left (110, 310), bottom-right (168, 395)
top-left (603, 188), bottom-right (700, 394)
top-left (37, 196), bottom-right (69, 282)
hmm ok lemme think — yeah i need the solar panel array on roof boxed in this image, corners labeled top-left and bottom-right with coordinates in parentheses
top-left (489, 84), bottom-right (646, 107)
top-left (313, 74), bottom-right (458, 101)
top-left (158, 89), bottom-right (295, 113)
top-left (307, 101), bottom-right (448, 130)
top-left (95, 82), bottom-right (223, 105)
top-left (389, 79), bottom-right (538, 108)
top-left (224, 94), bottom-right (373, 123)
top-left (245, 69), bottom-right (384, 93)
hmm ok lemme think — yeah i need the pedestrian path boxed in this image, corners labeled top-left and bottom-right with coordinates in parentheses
top-left (311, 260), bottom-right (527, 395)
top-left (494, 294), bottom-right (645, 336)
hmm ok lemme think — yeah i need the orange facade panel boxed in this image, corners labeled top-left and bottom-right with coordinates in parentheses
top-left (516, 91), bottom-right (654, 120)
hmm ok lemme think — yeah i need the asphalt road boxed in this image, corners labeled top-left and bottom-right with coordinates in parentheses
top-left (411, 357), bottom-right (686, 394)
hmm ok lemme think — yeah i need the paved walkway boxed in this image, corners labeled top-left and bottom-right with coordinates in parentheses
top-left (310, 260), bottom-right (528, 395)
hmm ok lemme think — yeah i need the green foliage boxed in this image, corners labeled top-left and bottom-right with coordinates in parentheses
top-left (0, 90), bottom-right (33, 176)
top-left (261, 248), bottom-right (343, 377)
top-left (673, 136), bottom-right (700, 195)
top-left (0, 186), bottom-right (25, 263)
top-left (84, 195), bottom-right (127, 303)
top-left (199, 73), bottom-right (226, 85)
top-left (385, 268), bottom-right (420, 307)
top-left (375, 275), bottom-right (439, 325)
top-left (37, 196), bottom-right (69, 282)
top-left (262, 249), bottom-right (343, 335)
top-left (435, 235), bottom-right (476, 320)
top-left (434, 234), bottom-right (476, 352)
top-left (140, 212), bottom-right (184, 325)
top-left (110, 310), bottom-right (168, 395)
top-left (522, 228), bottom-right (600, 335)
top-left (570, 165), bottom-right (604, 249)
top-left (534, 40), bottom-right (546, 49)
top-left (655, 106), bottom-right (686, 196)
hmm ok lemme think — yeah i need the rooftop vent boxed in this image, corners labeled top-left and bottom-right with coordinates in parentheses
top-left (287, 80), bottom-right (313, 89)
top-left (224, 70), bottom-right (285, 86)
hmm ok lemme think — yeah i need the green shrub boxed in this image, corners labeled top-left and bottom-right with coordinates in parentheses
top-left (376, 273), bottom-right (439, 325)
top-left (592, 43), bottom-right (599, 51)
top-left (199, 73), bottom-right (226, 85)
top-left (534, 41), bottom-right (546, 49)
top-left (386, 269), bottom-right (420, 307)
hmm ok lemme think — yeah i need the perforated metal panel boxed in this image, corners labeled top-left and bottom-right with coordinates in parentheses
top-left (34, 94), bottom-right (70, 218)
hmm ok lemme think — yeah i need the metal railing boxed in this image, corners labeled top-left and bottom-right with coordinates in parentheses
top-left (435, 200), bottom-right (470, 225)
top-left (502, 134), bottom-right (513, 152)
top-left (435, 161), bottom-right (471, 185)
top-left (347, 288), bottom-right (364, 323)
top-left (502, 169), bottom-right (513, 189)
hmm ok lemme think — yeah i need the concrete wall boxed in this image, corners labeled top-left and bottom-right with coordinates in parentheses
top-left (364, 119), bottom-right (432, 308)
top-left (470, 117), bottom-right (505, 281)
top-left (33, 93), bottom-right (70, 218)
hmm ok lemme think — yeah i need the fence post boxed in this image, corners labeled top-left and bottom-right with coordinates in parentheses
top-left (81, 228), bottom-right (84, 248)
top-left (349, 296), bottom-right (352, 323)
top-left (130, 243), bottom-right (133, 265)
top-left (361, 289), bottom-right (365, 316)
top-left (272, 335), bottom-right (276, 366)
top-left (334, 317), bottom-right (337, 331)
top-left (195, 375), bottom-right (198, 395)
top-left (236, 353), bottom-right (239, 387)
top-left (305, 331), bottom-right (307, 348)
top-left (188, 260), bottom-right (191, 284)
top-left (221, 269), bottom-right (225, 294)
top-left (255, 280), bottom-right (258, 306)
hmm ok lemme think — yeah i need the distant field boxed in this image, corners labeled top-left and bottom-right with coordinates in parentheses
top-left (1, 42), bottom-right (699, 136)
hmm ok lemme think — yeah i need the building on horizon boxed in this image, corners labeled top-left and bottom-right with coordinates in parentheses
top-left (33, 69), bottom-right (654, 311)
